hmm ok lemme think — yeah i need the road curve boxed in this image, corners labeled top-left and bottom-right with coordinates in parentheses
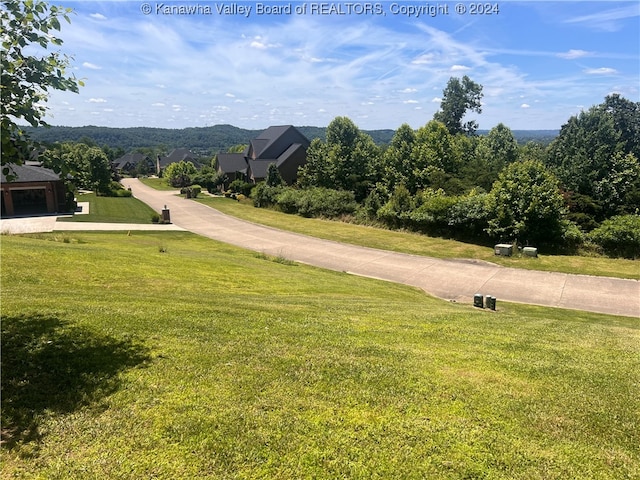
top-left (121, 178), bottom-right (640, 318)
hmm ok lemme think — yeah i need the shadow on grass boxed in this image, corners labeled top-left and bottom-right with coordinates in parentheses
top-left (1, 314), bottom-right (151, 451)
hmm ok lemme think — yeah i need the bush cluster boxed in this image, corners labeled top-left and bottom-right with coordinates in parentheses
top-left (587, 215), bottom-right (640, 259)
top-left (252, 185), bottom-right (357, 218)
top-left (101, 181), bottom-right (133, 197)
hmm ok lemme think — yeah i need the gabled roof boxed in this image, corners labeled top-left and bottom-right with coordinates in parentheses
top-left (158, 148), bottom-right (199, 168)
top-left (276, 143), bottom-right (306, 167)
top-left (164, 148), bottom-right (196, 162)
top-left (1, 164), bottom-right (61, 183)
top-left (217, 153), bottom-right (247, 174)
top-left (247, 159), bottom-right (275, 180)
top-left (113, 152), bottom-right (149, 169)
top-left (249, 125), bottom-right (310, 160)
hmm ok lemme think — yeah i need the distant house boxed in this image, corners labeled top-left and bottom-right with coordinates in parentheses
top-left (157, 148), bottom-right (201, 175)
top-left (215, 125), bottom-right (310, 187)
top-left (1, 164), bottom-right (69, 217)
top-left (112, 152), bottom-right (154, 174)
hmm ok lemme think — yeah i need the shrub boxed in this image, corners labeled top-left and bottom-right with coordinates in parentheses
top-left (409, 189), bottom-right (457, 234)
top-left (270, 187), bottom-right (358, 218)
top-left (587, 215), bottom-right (640, 258)
top-left (274, 188), bottom-right (299, 214)
top-left (377, 185), bottom-right (414, 227)
top-left (252, 183), bottom-right (283, 208)
top-left (229, 179), bottom-right (253, 196)
top-left (102, 181), bottom-right (133, 197)
top-left (190, 185), bottom-right (201, 198)
top-left (447, 190), bottom-right (490, 238)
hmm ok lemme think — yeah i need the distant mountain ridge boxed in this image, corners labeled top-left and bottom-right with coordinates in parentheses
top-left (23, 124), bottom-right (558, 157)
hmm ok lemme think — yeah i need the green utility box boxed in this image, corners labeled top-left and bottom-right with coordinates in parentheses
top-left (494, 244), bottom-right (513, 256)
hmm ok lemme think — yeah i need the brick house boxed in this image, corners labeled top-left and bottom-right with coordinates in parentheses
top-left (1, 164), bottom-right (69, 217)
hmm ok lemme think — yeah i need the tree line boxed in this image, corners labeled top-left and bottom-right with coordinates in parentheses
top-left (247, 85), bottom-right (640, 258)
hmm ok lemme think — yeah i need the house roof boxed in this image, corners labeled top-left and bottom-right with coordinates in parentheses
top-left (158, 148), bottom-right (199, 168)
top-left (217, 153), bottom-right (247, 174)
top-left (113, 152), bottom-right (149, 169)
top-left (247, 160), bottom-right (275, 180)
top-left (216, 125), bottom-right (310, 182)
top-left (1, 164), bottom-right (61, 183)
top-left (250, 125), bottom-right (310, 160)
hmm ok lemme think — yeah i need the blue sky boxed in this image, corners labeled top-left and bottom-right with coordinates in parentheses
top-left (41, 1), bottom-right (639, 130)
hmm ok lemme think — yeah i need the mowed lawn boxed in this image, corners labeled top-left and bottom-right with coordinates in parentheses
top-left (1, 231), bottom-right (639, 479)
top-left (57, 192), bottom-right (159, 223)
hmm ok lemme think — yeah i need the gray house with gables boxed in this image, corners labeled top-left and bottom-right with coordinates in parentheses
top-left (215, 125), bottom-right (310, 187)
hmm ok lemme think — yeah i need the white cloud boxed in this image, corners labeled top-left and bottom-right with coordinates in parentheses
top-left (450, 64), bottom-right (470, 72)
top-left (225, 93), bottom-right (236, 98)
top-left (557, 49), bottom-right (591, 59)
top-left (431, 97), bottom-right (442, 103)
top-left (521, 104), bottom-right (530, 109)
top-left (399, 88), bottom-right (417, 93)
top-left (565, 5), bottom-right (639, 32)
top-left (403, 100), bottom-right (419, 104)
top-left (83, 62), bottom-right (102, 70)
top-left (90, 13), bottom-right (107, 20)
top-left (584, 67), bottom-right (618, 75)
top-left (88, 98), bottom-right (107, 103)
top-left (152, 103), bottom-right (165, 107)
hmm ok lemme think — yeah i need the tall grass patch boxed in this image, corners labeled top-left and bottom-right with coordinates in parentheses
top-left (2, 232), bottom-right (639, 478)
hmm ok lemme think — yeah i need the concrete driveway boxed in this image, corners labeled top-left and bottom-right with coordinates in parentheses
top-left (118, 179), bottom-right (639, 318)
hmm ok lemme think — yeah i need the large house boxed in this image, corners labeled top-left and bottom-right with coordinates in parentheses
top-left (112, 152), bottom-right (154, 174)
top-left (1, 163), bottom-right (69, 217)
top-left (157, 148), bottom-right (201, 175)
top-left (215, 125), bottom-right (310, 186)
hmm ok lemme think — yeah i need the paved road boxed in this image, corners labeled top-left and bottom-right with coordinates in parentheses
top-left (118, 179), bottom-right (639, 318)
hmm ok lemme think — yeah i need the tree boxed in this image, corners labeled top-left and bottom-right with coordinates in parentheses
top-left (42, 142), bottom-right (111, 193)
top-left (433, 76), bottom-right (483, 135)
top-left (298, 117), bottom-right (380, 201)
top-left (164, 161), bottom-right (197, 188)
top-left (382, 123), bottom-right (416, 192)
top-left (601, 93), bottom-right (640, 159)
top-left (266, 163), bottom-right (284, 187)
top-left (409, 120), bottom-right (460, 193)
top-left (486, 160), bottom-right (566, 247)
top-left (473, 123), bottom-right (520, 191)
top-left (546, 95), bottom-right (639, 218)
top-left (297, 138), bottom-right (334, 189)
top-left (1, 0), bottom-right (83, 178)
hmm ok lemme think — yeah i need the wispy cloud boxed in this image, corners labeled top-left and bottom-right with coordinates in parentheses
top-left (82, 62), bottom-right (102, 70)
top-left (584, 67), bottom-right (618, 75)
top-left (557, 49), bottom-right (592, 60)
top-left (564, 4), bottom-right (640, 32)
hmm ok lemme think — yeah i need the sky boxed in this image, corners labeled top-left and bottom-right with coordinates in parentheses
top-left (33, 0), bottom-right (640, 131)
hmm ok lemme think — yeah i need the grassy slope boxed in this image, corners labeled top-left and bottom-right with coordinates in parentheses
top-left (196, 196), bottom-right (640, 280)
top-left (58, 192), bottom-right (159, 223)
top-left (2, 232), bottom-right (639, 479)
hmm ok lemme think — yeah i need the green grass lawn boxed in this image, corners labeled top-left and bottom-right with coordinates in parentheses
top-left (138, 176), bottom-right (179, 191)
top-left (196, 196), bottom-right (640, 280)
top-left (2, 232), bottom-right (638, 479)
top-left (57, 192), bottom-right (160, 223)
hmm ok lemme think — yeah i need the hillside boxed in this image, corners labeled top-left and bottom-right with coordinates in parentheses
top-left (22, 125), bottom-right (557, 156)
